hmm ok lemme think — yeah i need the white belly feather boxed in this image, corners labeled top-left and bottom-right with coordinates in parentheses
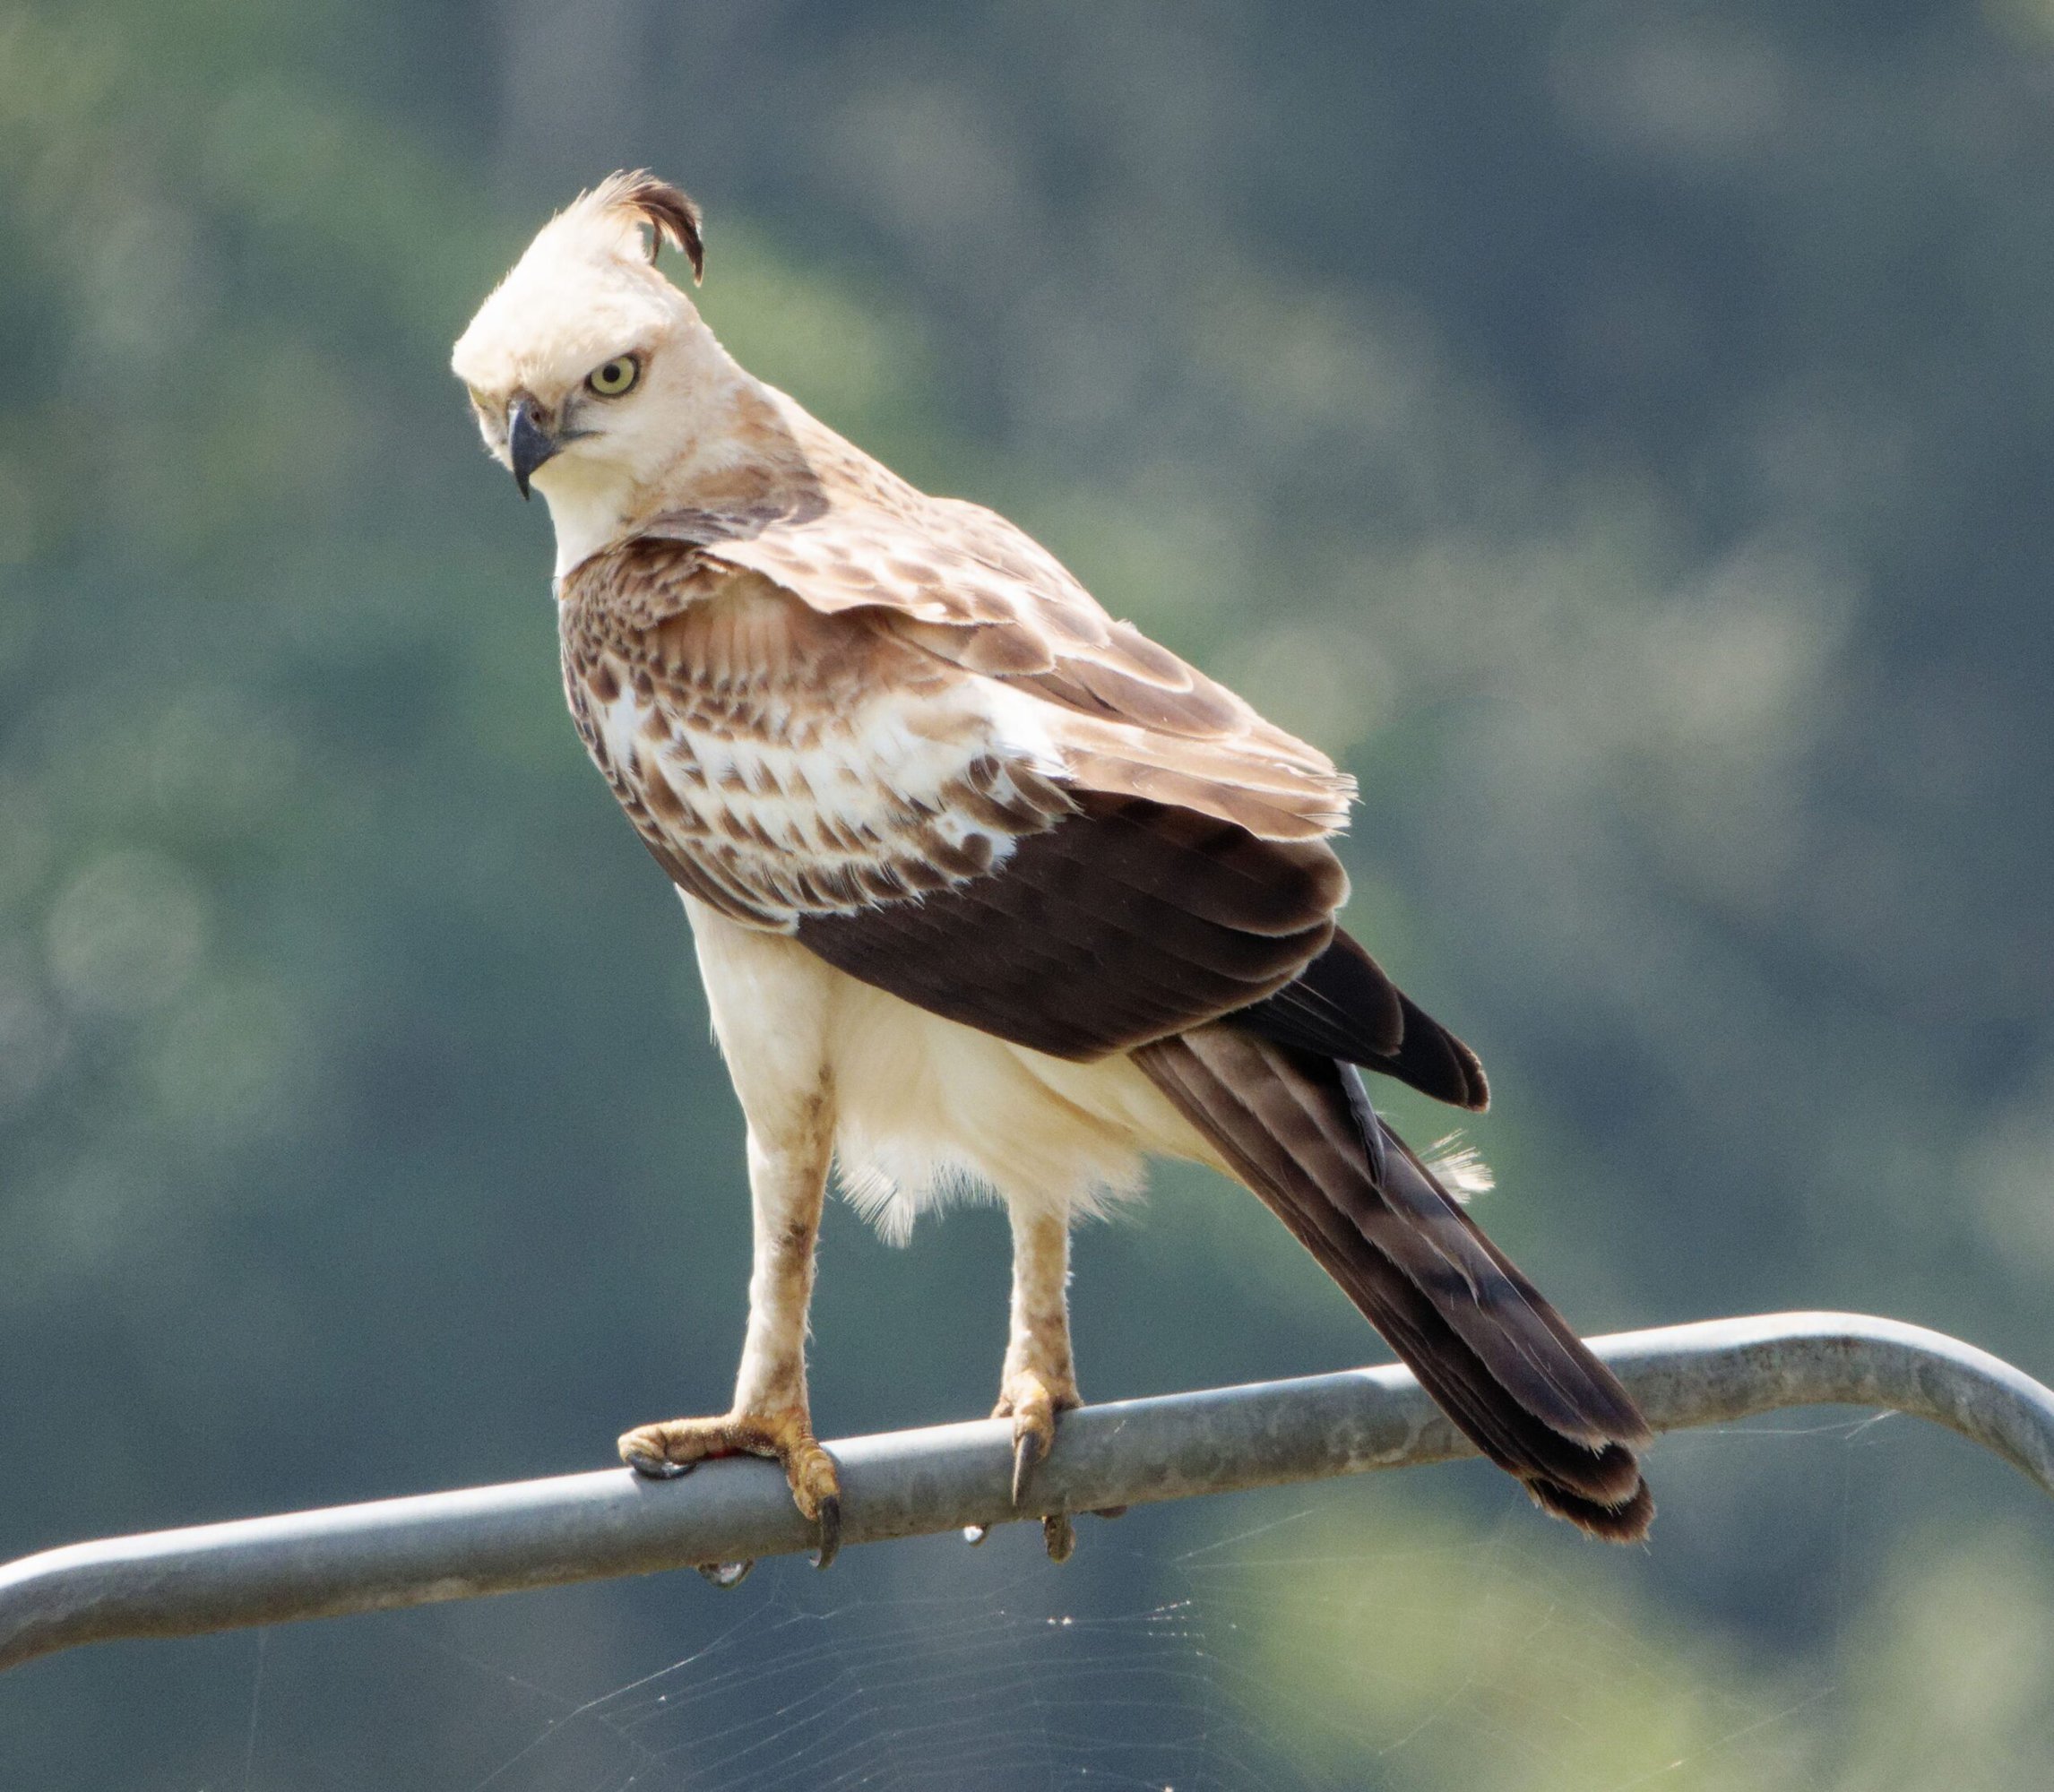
top-left (684, 895), bottom-right (1213, 1242)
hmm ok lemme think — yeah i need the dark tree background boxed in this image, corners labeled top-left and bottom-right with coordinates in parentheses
top-left (3, 4), bottom-right (2052, 1785)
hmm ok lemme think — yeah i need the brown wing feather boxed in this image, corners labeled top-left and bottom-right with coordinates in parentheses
top-left (1230, 929), bottom-right (1491, 1109)
top-left (798, 795), bottom-right (1343, 1060)
top-left (639, 404), bottom-right (1354, 844)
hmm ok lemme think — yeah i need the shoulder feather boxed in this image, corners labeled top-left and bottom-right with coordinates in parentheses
top-left (636, 410), bottom-right (1355, 842)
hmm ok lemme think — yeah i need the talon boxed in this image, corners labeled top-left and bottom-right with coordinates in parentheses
top-left (997, 1373), bottom-right (1075, 1510)
top-left (1012, 1426), bottom-right (1048, 1506)
top-left (626, 1452), bottom-right (690, 1480)
top-left (619, 1426), bottom-right (693, 1479)
top-left (1091, 1505), bottom-right (1128, 1521)
top-left (813, 1494), bottom-right (841, 1570)
top-left (1042, 1512), bottom-right (1076, 1564)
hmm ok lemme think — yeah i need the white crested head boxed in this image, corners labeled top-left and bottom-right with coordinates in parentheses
top-left (453, 173), bottom-right (754, 576)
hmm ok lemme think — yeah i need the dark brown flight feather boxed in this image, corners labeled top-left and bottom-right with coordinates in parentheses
top-left (797, 793), bottom-right (1344, 1061)
top-left (1231, 929), bottom-right (1491, 1110)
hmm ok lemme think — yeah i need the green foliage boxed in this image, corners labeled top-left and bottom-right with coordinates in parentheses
top-left (1196, 1486), bottom-right (2054, 1791)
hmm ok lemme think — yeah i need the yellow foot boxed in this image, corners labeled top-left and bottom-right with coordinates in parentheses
top-left (994, 1368), bottom-right (1081, 1561)
top-left (619, 1408), bottom-right (843, 1568)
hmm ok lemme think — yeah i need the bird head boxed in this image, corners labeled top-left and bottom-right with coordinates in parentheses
top-left (453, 172), bottom-right (730, 572)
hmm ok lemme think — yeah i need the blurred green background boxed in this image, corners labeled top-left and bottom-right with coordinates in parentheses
top-left (4, 2), bottom-right (2054, 1785)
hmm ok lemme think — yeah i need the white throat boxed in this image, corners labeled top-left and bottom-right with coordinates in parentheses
top-left (536, 458), bottom-right (642, 582)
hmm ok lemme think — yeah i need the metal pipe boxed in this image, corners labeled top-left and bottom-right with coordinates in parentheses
top-left (4, 1311), bottom-right (2050, 1674)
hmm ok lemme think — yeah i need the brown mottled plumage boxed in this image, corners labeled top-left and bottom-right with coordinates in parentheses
top-left (454, 173), bottom-right (1653, 1563)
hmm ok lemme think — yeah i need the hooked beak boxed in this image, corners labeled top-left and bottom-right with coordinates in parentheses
top-left (507, 398), bottom-right (558, 500)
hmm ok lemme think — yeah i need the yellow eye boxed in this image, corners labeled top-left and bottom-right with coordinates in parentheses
top-left (587, 355), bottom-right (641, 397)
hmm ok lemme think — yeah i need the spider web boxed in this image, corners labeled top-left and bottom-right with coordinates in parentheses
top-left (450, 1581), bottom-right (1260, 1791)
top-left (203, 1409), bottom-right (2049, 1792)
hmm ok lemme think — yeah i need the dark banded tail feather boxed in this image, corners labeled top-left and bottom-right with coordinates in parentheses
top-left (1135, 1026), bottom-right (1652, 1539)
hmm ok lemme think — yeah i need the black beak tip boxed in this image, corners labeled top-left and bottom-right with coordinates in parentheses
top-left (507, 401), bottom-right (556, 502)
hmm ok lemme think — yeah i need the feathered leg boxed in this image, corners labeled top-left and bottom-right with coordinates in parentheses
top-left (995, 1203), bottom-right (1083, 1562)
top-left (618, 1120), bottom-right (844, 1564)
top-left (620, 900), bottom-right (845, 1565)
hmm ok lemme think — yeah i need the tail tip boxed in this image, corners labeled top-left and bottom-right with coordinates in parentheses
top-left (1527, 1469), bottom-right (1656, 1544)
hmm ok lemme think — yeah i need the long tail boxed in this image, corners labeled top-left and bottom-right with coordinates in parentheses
top-left (1135, 1025), bottom-right (1653, 1540)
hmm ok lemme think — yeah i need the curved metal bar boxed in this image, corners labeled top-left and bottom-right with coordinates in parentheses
top-left (3, 1311), bottom-right (2050, 1674)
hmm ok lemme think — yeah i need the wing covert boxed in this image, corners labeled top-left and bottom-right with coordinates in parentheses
top-left (638, 404), bottom-right (1355, 844)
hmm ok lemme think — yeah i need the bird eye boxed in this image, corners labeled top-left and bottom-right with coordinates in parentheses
top-left (587, 355), bottom-right (641, 397)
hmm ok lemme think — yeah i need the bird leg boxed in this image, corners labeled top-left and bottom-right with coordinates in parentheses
top-left (620, 1124), bottom-right (843, 1566)
top-left (993, 1205), bottom-right (1082, 1562)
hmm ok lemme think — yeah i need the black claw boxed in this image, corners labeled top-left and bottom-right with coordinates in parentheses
top-left (1042, 1512), bottom-right (1076, 1564)
top-left (626, 1451), bottom-right (691, 1481)
top-left (812, 1495), bottom-right (841, 1570)
top-left (1012, 1428), bottom-right (1048, 1507)
top-left (1090, 1504), bottom-right (1129, 1521)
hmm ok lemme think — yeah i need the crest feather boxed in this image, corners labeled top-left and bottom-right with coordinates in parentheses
top-left (587, 170), bottom-right (705, 282)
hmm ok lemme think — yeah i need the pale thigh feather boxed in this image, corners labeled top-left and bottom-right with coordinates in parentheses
top-left (686, 895), bottom-right (1216, 1244)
